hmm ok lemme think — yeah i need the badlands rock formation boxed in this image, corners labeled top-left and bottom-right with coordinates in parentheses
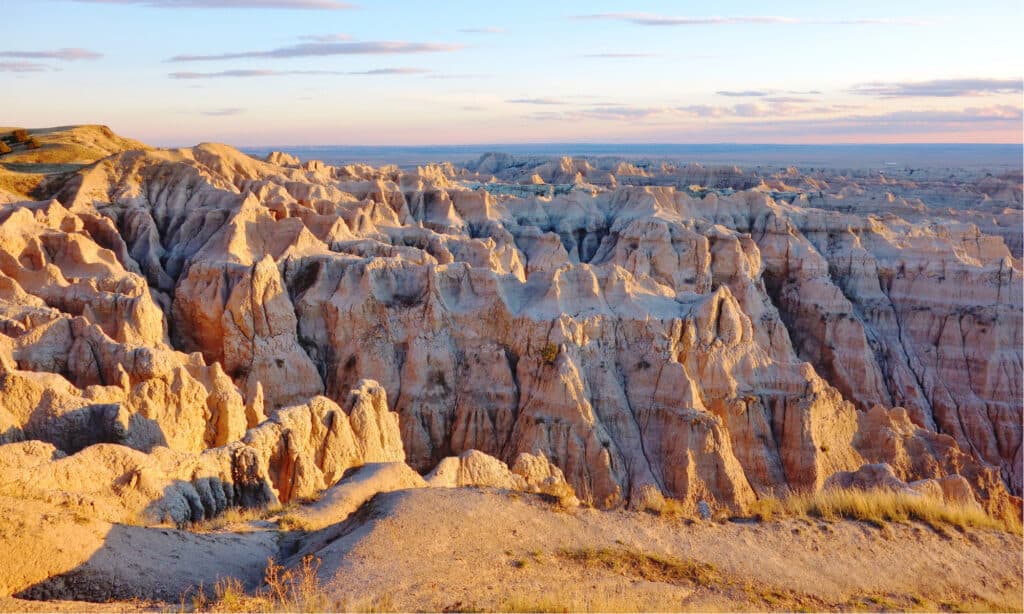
top-left (0, 126), bottom-right (1019, 533)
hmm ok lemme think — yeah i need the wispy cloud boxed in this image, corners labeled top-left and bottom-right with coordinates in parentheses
top-left (201, 107), bottom-right (245, 116)
top-left (678, 103), bottom-right (779, 118)
top-left (679, 99), bottom-right (843, 118)
top-left (763, 96), bottom-right (815, 104)
top-left (572, 13), bottom-right (929, 26)
top-left (168, 41), bottom-right (462, 61)
top-left (507, 98), bottom-right (566, 105)
top-left (527, 105), bottom-right (673, 122)
top-left (716, 105), bottom-right (1023, 138)
top-left (0, 48), bottom-right (102, 61)
top-left (849, 78), bottom-right (1023, 97)
top-left (527, 99), bottom-right (863, 124)
top-left (0, 61), bottom-right (56, 72)
top-left (458, 27), bottom-right (504, 34)
top-left (169, 67), bottom-right (428, 78)
top-left (68, 0), bottom-right (355, 9)
top-left (717, 104), bottom-right (1017, 124)
top-left (350, 67), bottom-right (429, 75)
top-left (718, 89), bottom-right (822, 97)
top-left (524, 102), bottom-right (1020, 136)
top-left (583, 53), bottom-right (658, 58)
top-left (716, 90), bottom-right (770, 97)
top-left (575, 106), bottom-right (666, 120)
top-left (298, 33), bottom-right (353, 42)
top-left (425, 73), bottom-right (492, 80)
top-left (837, 105), bottom-right (1022, 123)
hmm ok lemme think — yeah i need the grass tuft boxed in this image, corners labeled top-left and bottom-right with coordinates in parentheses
top-left (278, 513), bottom-right (316, 532)
top-left (557, 547), bottom-right (719, 587)
top-left (657, 497), bottom-right (688, 519)
top-left (748, 488), bottom-right (1021, 534)
top-left (188, 505), bottom-right (286, 532)
top-left (188, 555), bottom-right (339, 613)
top-left (540, 342), bottom-right (559, 365)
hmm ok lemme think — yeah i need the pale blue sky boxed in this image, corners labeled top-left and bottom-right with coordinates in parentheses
top-left (2, 0), bottom-right (1021, 145)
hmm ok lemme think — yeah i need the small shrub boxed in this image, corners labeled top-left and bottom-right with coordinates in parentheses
top-left (540, 342), bottom-right (559, 365)
top-left (190, 555), bottom-right (337, 612)
top-left (12, 129), bottom-right (29, 143)
top-left (0, 141), bottom-right (11, 155)
top-left (25, 137), bottom-right (40, 150)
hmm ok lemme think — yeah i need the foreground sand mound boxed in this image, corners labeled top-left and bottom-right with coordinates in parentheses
top-left (2, 485), bottom-right (1018, 611)
top-left (0, 495), bottom-right (275, 602)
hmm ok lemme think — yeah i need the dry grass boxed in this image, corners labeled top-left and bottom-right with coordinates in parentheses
top-left (536, 480), bottom-right (580, 511)
top-left (0, 168), bottom-right (47, 198)
top-left (498, 592), bottom-right (651, 613)
top-left (657, 497), bottom-right (688, 519)
top-left (277, 513), bottom-right (317, 532)
top-left (540, 342), bottom-right (559, 365)
top-left (557, 547), bottom-right (720, 587)
top-left (749, 488), bottom-right (1021, 534)
top-left (188, 555), bottom-right (340, 613)
top-left (187, 505), bottom-right (290, 532)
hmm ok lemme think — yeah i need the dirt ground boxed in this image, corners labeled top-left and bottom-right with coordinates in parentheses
top-left (2, 487), bottom-right (1020, 612)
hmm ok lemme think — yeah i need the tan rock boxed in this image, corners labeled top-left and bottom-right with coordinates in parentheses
top-left (0, 126), bottom-right (1016, 519)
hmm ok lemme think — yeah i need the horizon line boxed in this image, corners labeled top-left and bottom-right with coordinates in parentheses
top-left (224, 141), bottom-right (1024, 149)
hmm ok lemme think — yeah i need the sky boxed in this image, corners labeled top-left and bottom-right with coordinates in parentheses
top-left (1, 0), bottom-right (1022, 146)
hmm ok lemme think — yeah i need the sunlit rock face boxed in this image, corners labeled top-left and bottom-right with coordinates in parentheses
top-left (0, 128), bottom-right (1019, 517)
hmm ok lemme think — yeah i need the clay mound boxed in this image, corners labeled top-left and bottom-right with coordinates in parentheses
top-left (0, 380), bottom-right (408, 527)
top-left (295, 487), bottom-right (1022, 612)
top-left (0, 125), bottom-right (151, 203)
top-left (2, 484), bottom-right (1019, 611)
top-left (0, 125), bottom-right (149, 167)
top-left (0, 449), bottom-right (577, 605)
top-left (287, 462), bottom-right (427, 532)
top-left (0, 495), bottom-right (274, 603)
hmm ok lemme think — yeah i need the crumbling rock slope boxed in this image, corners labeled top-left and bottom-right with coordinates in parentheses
top-left (0, 127), bottom-right (1019, 524)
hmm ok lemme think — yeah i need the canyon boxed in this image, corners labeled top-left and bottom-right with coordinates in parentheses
top-left (0, 125), bottom-right (1019, 609)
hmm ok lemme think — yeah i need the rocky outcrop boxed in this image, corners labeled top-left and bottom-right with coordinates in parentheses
top-left (0, 379), bottom-right (404, 526)
top-left (0, 126), bottom-right (1018, 519)
top-left (427, 449), bottom-right (576, 502)
top-left (850, 405), bottom-right (1019, 517)
top-left (824, 462), bottom-right (981, 508)
top-left (288, 462), bottom-right (427, 531)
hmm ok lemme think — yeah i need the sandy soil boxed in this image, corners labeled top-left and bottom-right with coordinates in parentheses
top-left (6, 488), bottom-right (1017, 612)
top-left (0, 495), bottom-right (275, 606)
top-left (295, 488), bottom-right (1024, 612)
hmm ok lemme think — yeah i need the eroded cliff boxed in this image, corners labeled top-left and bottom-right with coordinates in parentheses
top-left (0, 126), bottom-right (1019, 522)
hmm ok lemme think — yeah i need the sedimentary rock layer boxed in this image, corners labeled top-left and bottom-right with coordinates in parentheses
top-left (0, 126), bottom-right (1019, 519)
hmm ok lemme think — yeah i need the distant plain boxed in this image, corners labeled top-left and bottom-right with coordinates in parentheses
top-left (241, 143), bottom-right (1021, 170)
